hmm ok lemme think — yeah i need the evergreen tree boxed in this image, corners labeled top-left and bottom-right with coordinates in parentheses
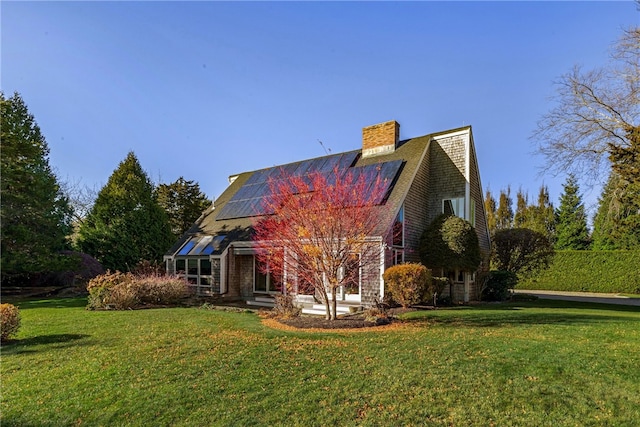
top-left (1, 92), bottom-right (73, 283)
top-left (495, 187), bottom-right (513, 230)
top-left (555, 175), bottom-right (590, 250)
top-left (156, 177), bottom-right (211, 239)
top-left (532, 185), bottom-right (556, 245)
top-left (592, 172), bottom-right (640, 250)
top-left (77, 152), bottom-right (173, 271)
top-left (484, 189), bottom-right (497, 236)
top-left (514, 189), bottom-right (530, 228)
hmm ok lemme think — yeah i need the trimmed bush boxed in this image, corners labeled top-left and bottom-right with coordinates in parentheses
top-left (429, 277), bottom-right (449, 305)
top-left (482, 270), bottom-right (518, 301)
top-left (383, 263), bottom-right (431, 308)
top-left (1, 303), bottom-right (21, 342)
top-left (518, 250), bottom-right (640, 294)
top-left (420, 214), bottom-right (481, 272)
top-left (87, 271), bottom-right (190, 310)
top-left (492, 228), bottom-right (554, 278)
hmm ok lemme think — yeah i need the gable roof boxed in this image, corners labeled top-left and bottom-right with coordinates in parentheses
top-left (166, 126), bottom-right (472, 257)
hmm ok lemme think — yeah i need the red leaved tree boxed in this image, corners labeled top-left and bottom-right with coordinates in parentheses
top-left (253, 166), bottom-right (392, 320)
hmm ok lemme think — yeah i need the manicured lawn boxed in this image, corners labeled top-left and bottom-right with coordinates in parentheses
top-left (2, 298), bottom-right (639, 426)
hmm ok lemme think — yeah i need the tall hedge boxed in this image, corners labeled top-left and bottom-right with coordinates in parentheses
top-left (517, 250), bottom-right (640, 294)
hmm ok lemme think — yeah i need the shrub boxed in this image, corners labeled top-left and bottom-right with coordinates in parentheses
top-left (53, 251), bottom-right (105, 289)
top-left (492, 228), bottom-right (554, 278)
top-left (482, 270), bottom-right (518, 301)
top-left (383, 263), bottom-right (431, 308)
top-left (87, 271), bottom-right (189, 310)
top-left (1, 303), bottom-right (21, 342)
top-left (420, 214), bottom-right (481, 272)
top-left (427, 277), bottom-right (449, 305)
top-left (518, 250), bottom-right (640, 294)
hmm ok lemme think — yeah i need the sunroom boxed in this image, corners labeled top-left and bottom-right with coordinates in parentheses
top-left (164, 234), bottom-right (227, 295)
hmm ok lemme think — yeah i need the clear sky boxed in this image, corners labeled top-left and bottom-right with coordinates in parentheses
top-left (2, 1), bottom-right (638, 219)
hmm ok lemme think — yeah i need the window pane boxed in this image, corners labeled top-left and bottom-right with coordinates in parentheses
top-left (200, 259), bottom-right (212, 276)
top-left (188, 259), bottom-right (198, 275)
top-left (343, 254), bottom-right (360, 295)
top-left (393, 206), bottom-right (404, 247)
top-left (175, 259), bottom-right (186, 274)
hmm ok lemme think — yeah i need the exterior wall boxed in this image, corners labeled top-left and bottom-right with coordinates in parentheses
top-left (468, 138), bottom-right (491, 267)
top-left (226, 247), bottom-right (254, 299)
top-left (427, 134), bottom-right (467, 222)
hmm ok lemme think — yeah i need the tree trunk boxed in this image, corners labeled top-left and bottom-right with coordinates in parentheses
top-left (331, 290), bottom-right (337, 321)
top-left (320, 289), bottom-right (331, 320)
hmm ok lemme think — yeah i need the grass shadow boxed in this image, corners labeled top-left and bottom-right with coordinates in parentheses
top-left (400, 300), bottom-right (640, 328)
top-left (10, 297), bottom-right (87, 310)
top-left (1, 334), bottom-right (91, 355)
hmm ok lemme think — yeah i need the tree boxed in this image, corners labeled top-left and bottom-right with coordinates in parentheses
top-left (484, 189), bottom-right (498, 235)
top-left (555, 175), bottom-right (591, 250)
top-left (77, 152), bottom-right (174, 271)
top-left (514, 189), bottom-right (530, 228)
top-left (419, 214), bottom-right (481, 274)
top-left (531, 185), bottom-right (556, 245)
top-left (491, 228), bottom-right (554, 279)
top-left (533, 27), bottom-right (639, 183)
top-left (495, 187), bottom-right (513, 230)
top-left (1, 92), bottom-right (73, 284)
top-left (253, 167), bottom-right (392, 320)
top-left (592, 172), bottom-right (640, 250)
top-left (156, 177), bottom-right (211, 239)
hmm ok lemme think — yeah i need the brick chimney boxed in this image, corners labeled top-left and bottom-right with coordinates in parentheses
top-left (362, 120), bottom-right (400, 158)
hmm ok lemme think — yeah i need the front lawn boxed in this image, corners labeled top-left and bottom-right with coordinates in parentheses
top-left (2, 298), bottom-right (639, 426)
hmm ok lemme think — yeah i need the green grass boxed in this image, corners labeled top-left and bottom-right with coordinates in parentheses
top-left (2, 298), bottom-right (639, 426)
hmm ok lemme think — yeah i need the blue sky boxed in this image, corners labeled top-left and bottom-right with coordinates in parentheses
top-left (2, 2), bottom-right (638, 219)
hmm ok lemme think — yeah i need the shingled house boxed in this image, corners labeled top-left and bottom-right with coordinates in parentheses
top-left (164, 121), bottom-right (490, 311)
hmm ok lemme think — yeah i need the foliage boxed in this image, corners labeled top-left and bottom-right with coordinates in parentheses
top-left (156, 177), bottom-right (211, 239)
top-left (52, 251), bottom-right (105, 288)
top-left (555, 175), bottom-right (591, 250)
top-left (77, 152), bottom-right (174, 271)
top-left (491, 228), bottom-right (554, 278)
top-left (495, 186), bottom-right (514, 230)
top-left (0, 92), bottom-right (73, 284)
top-left (253, 166), bottom-right (392, 320)
top-left (484, 189), bottom-right (498, 235)
top-left (3, 299), bottom-right (640, 426)
top-left (481, 270), bottom-right (518, 302)
top-left (86, 270), bottom-right (189, 310)
top-left (429, 276), bottom-right (449, 305)
top-left (382, 263), bottom-right (431, 308)
top-left (592, 172), bottom-right (640, 250)
top-left (419, 214), bottom-right (481, 272)
top-left (533, 27), bottom-right (640, 184)
top-left (518, 250), bottom-right (640, 294)
top-left (0, 303), bottom-right (21, 342)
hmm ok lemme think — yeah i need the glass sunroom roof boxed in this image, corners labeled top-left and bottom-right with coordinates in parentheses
top-left (176, 235), bottom-right (226, 256)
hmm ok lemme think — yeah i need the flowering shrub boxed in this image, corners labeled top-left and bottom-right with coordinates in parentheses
top-left (87, 271), bottom-right (189, 310)
top-left (1, 303), bottom-right (21, 342)
top-left (383, 263), bottom-right (431, 308)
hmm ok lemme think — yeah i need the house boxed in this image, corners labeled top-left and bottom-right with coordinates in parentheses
top-left (164, 121), bottom-right (490, 310)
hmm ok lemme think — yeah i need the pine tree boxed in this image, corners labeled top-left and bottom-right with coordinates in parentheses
top-left (1, 92), bottom-right (73, 283)
top-left (555, 175), bottom-right (590, 250)
top-left (495, 187), bottom-right (513, 230)
top-left (157, 177), bottom-right (211, 239)
top-left (77, 152), bottom-right (174, 271)
top-left (532, 185), bottom-right (556, 245)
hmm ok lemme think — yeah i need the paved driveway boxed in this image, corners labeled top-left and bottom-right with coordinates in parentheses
top-left (514, 289), bottom-right (640, 307)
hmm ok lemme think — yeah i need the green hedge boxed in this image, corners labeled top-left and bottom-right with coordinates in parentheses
top-left (517, 250), bottom-right (640, 294)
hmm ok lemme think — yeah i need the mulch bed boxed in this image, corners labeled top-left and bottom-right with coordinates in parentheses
top-left (278, 317), bottom-right (380, 329)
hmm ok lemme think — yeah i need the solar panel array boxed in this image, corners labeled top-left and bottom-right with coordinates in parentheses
top-left (215, 151), bottom-right (403, 220)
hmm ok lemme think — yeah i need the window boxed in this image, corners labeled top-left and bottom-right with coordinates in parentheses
top-left (174, 257), bottom-right (221, 294)
top-left (392, 249), bottom-right (404, 265)
top-left (443, 198), bottom-right (465, 218)
top-left (342, 253), bottom-right (361, 295)
top-left (254, 257), bottom-right (281, 294)
top-left (393, 205), bottom-right (404, 247)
